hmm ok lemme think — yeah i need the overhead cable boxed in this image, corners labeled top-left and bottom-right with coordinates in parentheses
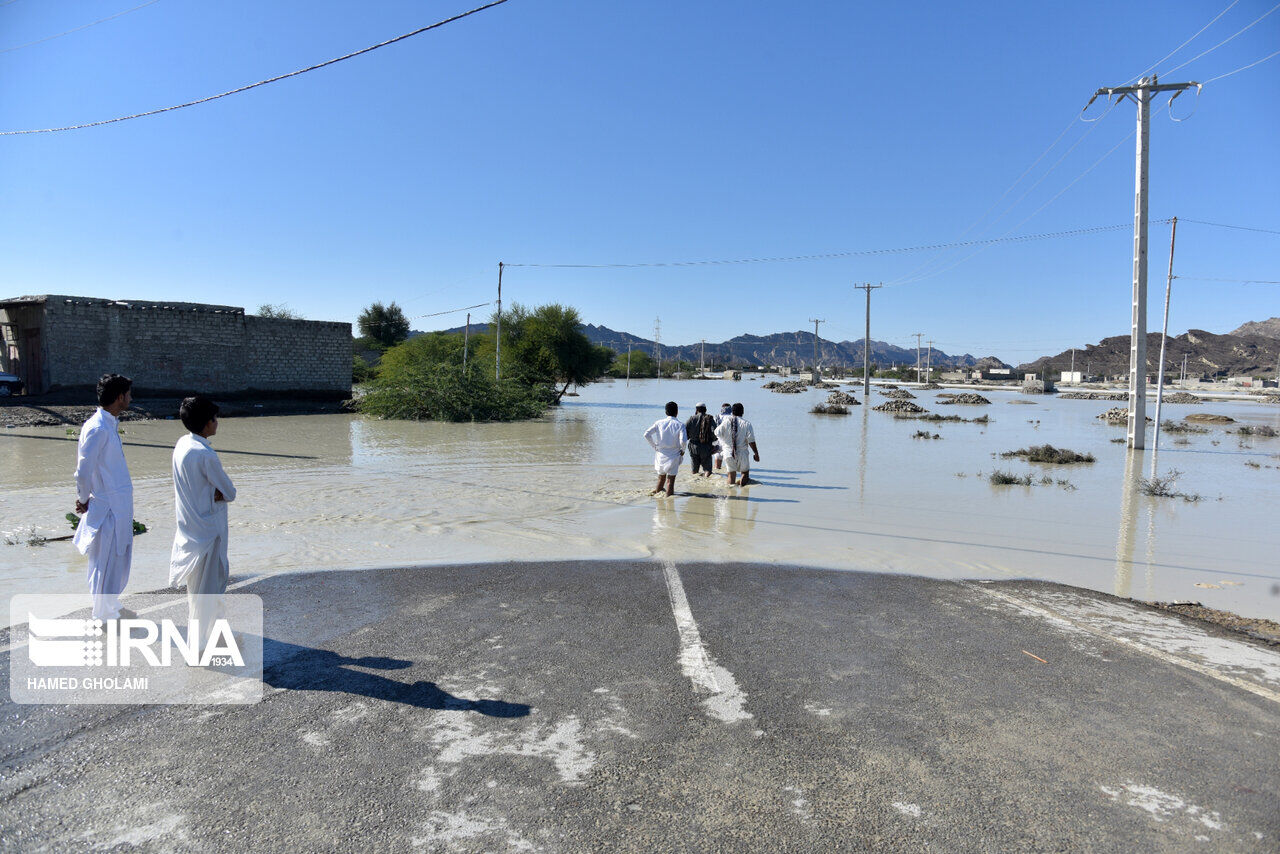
top-left (0, 0), bottom-right (512, 135)
top-left (505, 223), bottom-right (1160, 270)
top-left (1164, 2), bottom-right (1280, 75)
top-left (415, 301), bottom-right (491, 320)
top-left (0, 0), bottom-right (164, 55)
top-left (1202, 47), bottom-right (1280, 83)
top-left (1126, 0), bottom-right (1240, 83)
top-left (1179, 219), bottom-right (1280, 235)
top-left (1174, 276), bottom-right (1280, 284)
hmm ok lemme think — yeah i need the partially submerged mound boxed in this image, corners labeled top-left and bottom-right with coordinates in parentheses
top-left (1161, 392), bottom-right (1202, 404)
top-left (811, 403), bottom-right (850, 415)
top-left (881, 388), bottom-right (916, 400)
top-left (1185, 412), bottom-right (1234, 423)
top-left (827, 391), bottom-right (860, 406)
top-left (1060, 392), bottom-right (1127, 401)
top-left (1000, 444), bottom-right (1095, 464)
top-left (873, 400), bottom-right (927, 414)
top-left (921, 381), bottom-right (942, 389)
top-left (1097, 407), bottom-right (1151, 425)
top-left (765, 380), bottom-right (808, 394)
top-left (937, 393), bottom-right (991, 405)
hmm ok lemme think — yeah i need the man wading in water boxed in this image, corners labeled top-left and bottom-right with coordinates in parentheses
top-left (713, 402), bottom-right (759, 486)
top-left (684, 403), bottom-right (717, 479)
top-left (643, 401), bottom-right (687, 496)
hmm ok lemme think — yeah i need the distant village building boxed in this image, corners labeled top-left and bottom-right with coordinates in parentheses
top-left (1060, 371), bottom-right (1084, 383)
top-left (0, 295), bottom-right (351, 397)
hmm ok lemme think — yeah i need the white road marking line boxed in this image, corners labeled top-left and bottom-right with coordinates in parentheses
top-left (973, 585), bottom-right (1280, 706)
top-left (662, 560), bottom-right (752, 722)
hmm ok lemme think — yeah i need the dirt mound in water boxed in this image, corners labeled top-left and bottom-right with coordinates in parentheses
top-left (827, 391), bottom-right (860, 406)
top-left (763, 381), bottom-right (808, 393)
top-left (920, 381), bottom-right (942, 389)
top-left (811, 403), bottom-right (850, 415)
top-left (873, 400), bottom-right (927, 414)
top-left (937, 393), bottom-right (991, 405)
top-left (881, 388), bottom-right (916, 400)
top-left (1060, 392), bottom-right (1127, 401)
top-left (1161, 392), bottom-right (1202, 404)
top-left (1097, 407), bottom-right (1152, 425)
top-left (1185, 412), bottom-right (1234, 423)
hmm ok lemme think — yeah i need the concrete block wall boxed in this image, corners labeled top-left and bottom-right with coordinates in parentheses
top-left (37, 297), bottom-right (351, 396)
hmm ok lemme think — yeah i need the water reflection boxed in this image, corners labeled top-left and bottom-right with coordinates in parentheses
top-left (1114, 450), bottom-right (1142, 599)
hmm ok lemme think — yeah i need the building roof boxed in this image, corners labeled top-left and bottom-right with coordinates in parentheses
top-left (0, 295), bottom-right (244, 314)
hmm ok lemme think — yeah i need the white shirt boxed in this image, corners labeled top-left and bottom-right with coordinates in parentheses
top-left (644, 416), bottom-right (687, 454)
top-left (169, 433), bottom-right (237, 587)
top-left (713, 415), bottom-right (756, 459)
top-left (72, 408), bottom-right (133, 555)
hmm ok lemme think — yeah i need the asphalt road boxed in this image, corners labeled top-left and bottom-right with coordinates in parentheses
top-left (2, 561), bottom-right (1278, 853)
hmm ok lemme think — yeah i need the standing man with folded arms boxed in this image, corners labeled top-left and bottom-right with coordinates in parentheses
top-left (73, 374), bottom-right (136, 620)
top-left (169, 396), bottom-right (236, 648)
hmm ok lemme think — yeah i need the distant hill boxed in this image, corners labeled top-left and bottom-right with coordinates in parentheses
top-left (1231, 317), bottom-right (1280, 339)
top-left (1018, 328), bottom-right (1280, 378)
top-left (426, 321), bottom-right (981, 369)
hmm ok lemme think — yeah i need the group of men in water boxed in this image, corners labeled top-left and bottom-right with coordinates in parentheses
top-left (73, 373), bottom-right (235, 639)
top-left (643, 401), bottom-right (759, 496)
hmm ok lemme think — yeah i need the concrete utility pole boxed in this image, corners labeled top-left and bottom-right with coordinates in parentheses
top-left (1181, 353), bottom-right (1188, 389)
top-left (1070, 348), bottom-right (1076, 377)
top-left (495, 262), bottom-right (504, 380)
top-left (700, 339), bottom-right (706, 376)
top-left (1151, 217), bottom-right (1178, 467)
top-left (653, 317), bottom-right (662, 379)
top-left (809, 319), bottom-right (825, 375)
top-left (913, 333), bottom-right (924, 384)
top-left (1090, 75), bottom-right (1198, 449)
top-left (626, 341), bottom-right (632, 387)
top-left (926, 340), bottom-right (933, 382)
top-left (856, 283), bottom-right (881, 397)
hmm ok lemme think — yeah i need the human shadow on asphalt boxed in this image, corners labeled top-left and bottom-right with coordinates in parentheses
top-left (261, 638), bottom-right (531, 718)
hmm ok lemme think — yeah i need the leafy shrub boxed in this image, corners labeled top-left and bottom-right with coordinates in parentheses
top-left (1000, 445), bottom-right (1095, 464)
top-left (358, 362), bottom-right (554, 422)
top-left (989, 470), bottom-right (1032, 486)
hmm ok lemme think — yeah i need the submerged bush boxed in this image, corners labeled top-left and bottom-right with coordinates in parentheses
top-left (989, 470), bottom-right (1033, 486)
top-left (358, 362), bottom-right (555, 422)
top-left (1000, 444), bottom-right (1095, 464)
top-left (1138, 469), bottom-right (1202, 502)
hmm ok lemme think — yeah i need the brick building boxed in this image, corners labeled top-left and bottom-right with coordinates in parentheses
top-left (0, 295), bottom-right (351, 397)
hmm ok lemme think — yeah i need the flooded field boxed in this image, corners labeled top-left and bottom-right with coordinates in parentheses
top-left (2, 379), bottom-right (1278, 623)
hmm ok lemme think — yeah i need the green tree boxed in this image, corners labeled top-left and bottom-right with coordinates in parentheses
top-left (358, 301), bottom-right (412, 349)
top-left (257, 303), bottom-right (302, 319)
top-left (496, 303), bottom-right (612, 401)
top-left (608, 349), bottom-right (657, 378)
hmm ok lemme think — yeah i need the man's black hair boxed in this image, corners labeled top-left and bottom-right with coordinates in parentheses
top-left (665, 401), bottom-right (678, 417)
top-left (720, 403), bottom-right (731, 410)
top-left (732, 402), bottom-right (744, 416)
top-left (695, 403), bottom-right (707, 412)
top-left (180, 395), bottom-right (220, 434)
top-left (96, 374), bottom-right (133, 408)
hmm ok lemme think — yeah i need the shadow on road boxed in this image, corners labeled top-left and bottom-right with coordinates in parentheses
top-left (261, 638), bottom-right (531, 718)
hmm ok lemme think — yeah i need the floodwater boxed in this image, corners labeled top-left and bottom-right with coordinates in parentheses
top-left (3, 379), bottom-right (1279, 624)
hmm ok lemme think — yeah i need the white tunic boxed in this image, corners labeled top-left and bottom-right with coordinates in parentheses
top-left (73, 408), bottom-right (133, 557)
top-left (644, 416), bottom-right (687, 475)
top-left (169, 433), bottom-right (237, 588)
top-left (713, 415), bottom-right (756, 472)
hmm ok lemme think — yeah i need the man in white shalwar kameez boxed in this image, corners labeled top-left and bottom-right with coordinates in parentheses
top-left (169, 396), bottom-right (236, 649)
top-left (713, 402), bottom-right (760, 486)
top-left (643, 401), bottom-right (687, 496)
top-left (73, 374), bottom-right (136, 620)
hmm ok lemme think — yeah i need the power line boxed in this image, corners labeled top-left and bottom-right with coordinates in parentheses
top-left (507, 222), bottom-right (1159, 270)
top-left (1179, 218), bottom-right (1280, 235)
top-left (1203, 47), bottom-right (1280, 83)
top-left (1127, 0), bottom-right (1240, 83)
top-left (0, 0), bottom-right (164, 55)
top-left (0, 0), bottom-right (513, 136)
top-left (414, 301), bottom-right (490, 320)
top-left (1174, 276), bottom-right (1280, 284)
top-left (1164, 2), bottom-right (1280, 76)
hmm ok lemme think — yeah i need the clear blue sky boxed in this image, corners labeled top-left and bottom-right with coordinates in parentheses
top-left (2, 0), bottom-right (1277, 362)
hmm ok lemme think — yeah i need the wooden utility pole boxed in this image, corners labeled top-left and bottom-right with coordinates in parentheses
top-left (463, 312), bottom-right (470, 373)
top-left (495, 262), bottom-right (504, 380)
top-left (809, 318), bottom-right (825, 376)
top-left (913, 333), bottom-right (924, 384)
top-left (700, 339), bottom-right (706, 377)
top-left (1089, 76), bottom-right (1199, 449)
top-left (856, 283), bottom-right (881, 397)
top-left (1151, 217), bottom-right (1178, 466)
